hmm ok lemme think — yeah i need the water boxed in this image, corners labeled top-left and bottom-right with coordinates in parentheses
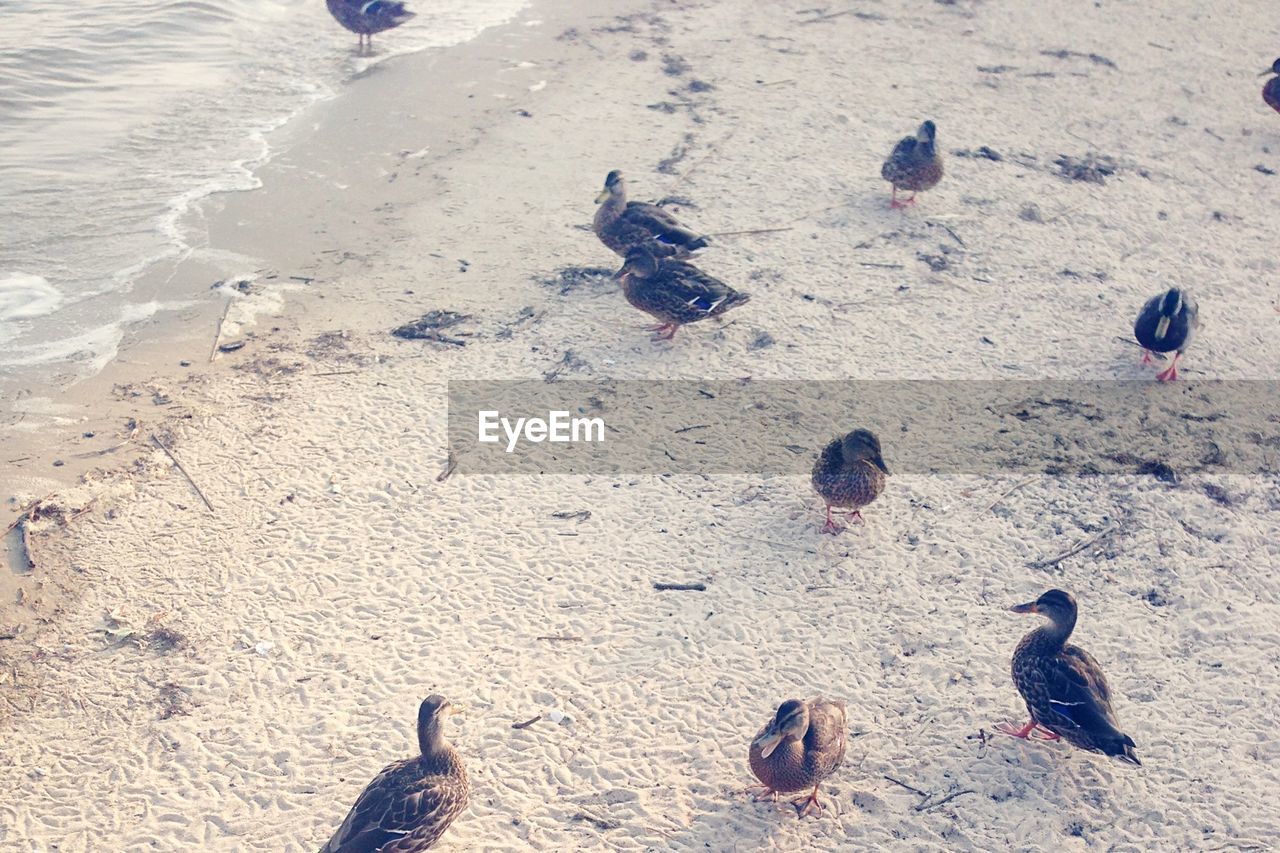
top-left (0, 0), bottom-right (525, 381)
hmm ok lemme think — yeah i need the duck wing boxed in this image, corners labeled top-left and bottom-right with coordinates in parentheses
top-left (802, 699), bottom-right (848, 780)
top-left (1030, 645), bottom-right (1137, 762)
top-left (622, 202), bottom-right (710, 251)
top-left (319, 759), bottom-right (467, 853)
top-left (661, 261), bottom-right (748, 316)
top-left (881, 136), bottom-right (918, 180)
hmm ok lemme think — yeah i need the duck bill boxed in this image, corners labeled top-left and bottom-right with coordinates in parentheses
top-left (754, 730), bottom-right (784, 759)
top-left (872, 452), bottom-right (890, 475)
top-left (611, 263), bottom-right (631, 280)
top-left (1009, 601), bottom-right (1038, 614)
top-left (1154, 316), bottom-right (1171, 339)
top-left (448, 704), bottom-right (465, 716)
top-left (594, 189), bottom-right (611, 204)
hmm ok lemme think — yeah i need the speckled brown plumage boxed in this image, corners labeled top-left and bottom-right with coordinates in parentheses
top-left (1003, 590), bottom-right (1141, 766)
top-left (811, 429), bottom-right (889, 533)
top-left (319, 696), bottom-right (470, 853)
top-left (748, 698), bottom-right (847, 818)
top-left (593, 170), bottom-right (710, 258)
top-left (881, 120), bottom-right (943, 208)
top-left (614, 246), bottom-right (748, 341)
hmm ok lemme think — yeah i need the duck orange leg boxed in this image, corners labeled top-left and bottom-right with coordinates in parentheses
top-left (1155, 353), bottom-right (1181, 382)
top-left (1140, 350), bottom-right (1154, 366)
top-left (649, 323), bottom-right (678, 342)
top-left (743, 783), bottom-right (779, 802)
top-left (793, 783), bottom-right (826, 818)
top-left (890, 188), bottom-right (917, 209)
top-left (996, 720), bottom-right (1060, 740)
top-left (820, 506), bottom-right (843, 535)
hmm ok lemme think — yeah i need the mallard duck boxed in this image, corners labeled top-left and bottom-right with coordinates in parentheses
top-left (326, 0), bottom-right (415, 52)
top-left (593, 170), bottom-right (711, 258)
top-left (1134, 287), bottom-right (1198, 381)
top-left (1262, 58), bottom-right (1280, 114)
top-left (811, 429), bottom-right (889, 534)
top-left (318, 695), bottom-right (470, 852)
top-left (881, 120), bottom-right (943, 209)
top-left (613, 246), bottom-right (749, 341)
top-left (998, 589), bottom-right (1141, 766)
top-left (747, 698), bottom-right (848, 817)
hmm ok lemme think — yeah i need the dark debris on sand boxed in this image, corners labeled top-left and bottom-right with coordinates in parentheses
top-left (537, 266), bottom-right (616, 296)
top-left (1054, 153), bottom-right (1118, 185)
top-left (391, 310), bottom-right (472, 345)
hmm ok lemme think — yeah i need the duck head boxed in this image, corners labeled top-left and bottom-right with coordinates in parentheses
top-left (841, 428), bottom-right (890, 475)
top-left (753, 699), bottom-right (810, 758)
top-left (915, 120), bottom-right (938, 154)
top-left (417, 694), bottom-right (463, 755)
top-left (1263, 58), bottom-right (1280, 76)
top-left (613, 246), bottom-right (661, 280)
top-left (596, 169), bottom-right (625, 204)
top-left (1153, 287), bottom-right (1185, 340)
top-left (1010, 588), bottom-right (1078, 631)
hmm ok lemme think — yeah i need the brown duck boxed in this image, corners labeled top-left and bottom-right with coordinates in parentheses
top-left (318, 695), bottom-right (470, 852)
top-left (613, 246), bottom-right (749, 341)
top-left (747, 698), bottom-right (848, 817)
top-left (880, 120), bottom-right (943, 209)
top-left (593, 170), bottom-right (710, 257)
top-left (811, 429), bottom-right (889, 534)
top-left (999, 590), bottom-right (1141, 766)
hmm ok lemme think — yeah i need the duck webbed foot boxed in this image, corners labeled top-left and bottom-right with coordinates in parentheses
top-left (648, 323), bottom-right (678, 342)
top-left (1155, 353), bottom-right (1181, 381)
top-left (792, 785), bottom-right (826, 818)
top-left (996, 720), bottom-right (1059, 740)
top-left (1140, 350), bottom-right (1154, 365)
top-left (743, 783), bottom-right (779, 802)
top-left (820, 506), bottom-right (843, 535)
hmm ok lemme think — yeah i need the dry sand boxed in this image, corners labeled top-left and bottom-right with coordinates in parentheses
top-left (2, 0), bottom-right (1280, 850)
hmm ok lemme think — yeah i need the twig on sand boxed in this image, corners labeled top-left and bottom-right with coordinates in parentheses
top-left (986, 476), bottom-right (1035, 512)
top-left (1027, 523), bottom-right (1119, 570)
top-left (313, 370), bottom-right (360, 377)
top-left (15, 518), bottom-right (35, 571)
top-left (72, 422), bottom-right (141, 459)
top-left (927, 220), bottom-right (966, 247)
top-left (150, 435), bottom-right (215, 513)
top-left (915, 788), bottom-right (977, 812)
top-left (799, 9), bottom-right (857, 24)
top-left (707, 226), bottom-right (794, 238)
top-left (209, 299), bottom-right (232, 363)
top-left (511, 715), bottom-right (542, 729)
top-left (570, 812), bottom-right (622, 831)
top-left (536, 635), bottom-right (583, 642)
top-left (437, 454), bottom-right (457, 482)
top-left (654, 581), bottom-right (707, 592)
top-left (883, 775), bottom-right (928, 798)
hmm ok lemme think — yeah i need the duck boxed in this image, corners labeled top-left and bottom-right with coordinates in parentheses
top-left (612, 246), bottom-right (749, 341)
top-left (318, 695), bottom-right (470, 852)
top-left (811, 429), bottom-right (889, 534)
top-left (593, 170), bottom-right (711, 258)
top-left (881, 120), bottom-right (943, 209)
top-left (1134, 287), bottom-right (1198, 381)
top-left (747, 698), bottom-right (848, 817)
top-left (1262, 58), bottom-right (1280, 114)
top-left (998, 589), bottom-right (1141, 766)
top-left (326, 0), bottom-right (415, 53)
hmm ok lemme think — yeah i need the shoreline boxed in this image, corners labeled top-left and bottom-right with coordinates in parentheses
top-left (2, 0), bottom-right (1279, 850)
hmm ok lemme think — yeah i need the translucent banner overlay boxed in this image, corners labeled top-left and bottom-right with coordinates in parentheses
top-left (447, 380), bottom-right (1280, 476)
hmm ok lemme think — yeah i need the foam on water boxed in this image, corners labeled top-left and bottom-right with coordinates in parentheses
top-left (0, 0), bottom-right (527, 381)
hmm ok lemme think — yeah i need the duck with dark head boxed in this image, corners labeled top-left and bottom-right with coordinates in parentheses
top-left (746, 697), bottom-right (848, 818)
top-left (1262, 58), bottom-right (1280, 114)
top-left (326, 0), bottom-right (415, 53)
top-left (811, 428), bottom-right (889, 534)
top-left (593, 169), bottom-right (711, 258)
top-left (612, 245), bottom-right (749, 342)
top-left (999, 590), bottom-right (1141, 767)
top-left (881, 120), bottom-right (943, 209)
top-left (1134, 287), bottom-right (1198, 381)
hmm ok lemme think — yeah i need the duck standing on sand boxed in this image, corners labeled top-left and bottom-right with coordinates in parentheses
top-left (811, 429), bottom-right (889, 534)
top-left (1134, 287), bottom-right (1198, 381)
top-left (612, 245), bottom-right (749, 341)
top-left (318, 695), bottom-right (470, 852)
top-left (1262, 58), bottom-right (1280, 114)
top-left (326, 0), bottom-right (415, 53)
top-left (593, 170), bottom-right (711, 258)
top-left (747, 698), bottom-right (848, 817)
top-left (881, 120), bottom-right (943, 209)
top-left (998, 589), bottom-right (1141, 767)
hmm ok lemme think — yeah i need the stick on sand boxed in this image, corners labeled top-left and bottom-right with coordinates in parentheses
top-left (151, 435), bottom-right (215, 513)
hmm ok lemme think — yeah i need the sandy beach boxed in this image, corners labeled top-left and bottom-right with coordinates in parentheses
top-left (3, 0), bottom-right (1280, 850)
